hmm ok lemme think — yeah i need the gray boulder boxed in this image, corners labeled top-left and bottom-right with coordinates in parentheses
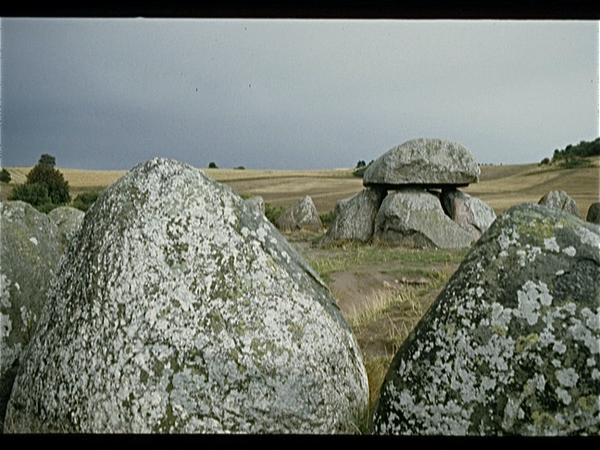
top-left (1, 201), bottom-right (63, 431)
top-left (373, 188), bottom-right (474, 249)
top-left (363, 138), bottom-right (480, 188)
top-left (440, 189), bottom-right (497, 240)
top-left (322, 187), bottom-right (387, 245)
top-left (4, 158), bottom-right (368, 434)
top-left (244, 196), bottom-right (265, 216)
top-left (372, 203), bottom-right (600, 435)
top-left (276, 195), bottom-right (323, 233)
top-left (586, 202), bottom-right (600, 224)
top-left (47, 206), bottom-right (85, 252)
top-left (538, 190), bottom-right (582, 218)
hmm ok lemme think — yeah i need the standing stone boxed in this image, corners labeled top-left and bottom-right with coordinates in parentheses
top-left (322, 187), bottom-right (387, 245)
top-left (440, 189), bottom-right (497, 240)
top-left (363, 138), bottom-right (480, 188)
top-left (586, 202), bottom-right (600, 224)
top-left (1, 201), bottom-right (63, 431)
top-left (538, 190), bottom-right (582, 218)
top-left (4, 159), bottom-right (368, 434)
top-left (47, 206), bottom-right (85, 252)
top-left (276, 196), bottom-right (323, 233)
top-left (244, 196), bottom-right (265, 216)
top-left (373, 189), bottom-right (474, 249)
top-left (372, 203), bottom-right (600, 435)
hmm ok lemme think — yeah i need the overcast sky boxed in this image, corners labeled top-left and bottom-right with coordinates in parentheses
top-left (1, 18), bottom-right (598, 170)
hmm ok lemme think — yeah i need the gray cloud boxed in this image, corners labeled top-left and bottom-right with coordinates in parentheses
top-left (1, 18), bottom-right (598, 170)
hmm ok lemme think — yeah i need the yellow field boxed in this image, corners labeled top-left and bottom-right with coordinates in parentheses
top-left (2, 159), bottom-right (599, 217)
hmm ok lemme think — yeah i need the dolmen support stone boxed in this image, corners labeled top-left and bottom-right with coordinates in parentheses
top-left (322, 187), bottom-right (387, 245)
top-left (4, 158), bottom-right (368, 433)
top-left (371, 203), bottom-right (600, 435)
top-left (373, 188), bottom-right (474, 249)
top-left (1, 201), bottom-right (63, 431)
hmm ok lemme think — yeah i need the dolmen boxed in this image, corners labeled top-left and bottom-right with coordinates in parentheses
top-left (323, 138), bottom-right (496, 248)
top-left (371, 203), bottom-right (600, 435)
top-left (3, 158), bottom-right (368, 433)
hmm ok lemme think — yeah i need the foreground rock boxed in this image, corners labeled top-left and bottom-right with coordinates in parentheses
top-left (372, 203), bottom-right (600, 435)
top-left (1, 201), bottom-right (63, 430)
top-left (322, 188), bottom-right (387, 245)
top-left (440, 189), bottom-right (497, 240)
top-left (538, 190), bottom-right (582, 218)
top-left (276, 195), bottom-right (323, 233)
top-left (363, 138), bottom-right (480, 188)
top-left (373, 189), bottom-right (474, 249)
top-left (47, 206), bottom-right (85, 252)
top-left (4, 159), bottom-right (368, 434)
top-left (587, 202), bottom-right (600, 224)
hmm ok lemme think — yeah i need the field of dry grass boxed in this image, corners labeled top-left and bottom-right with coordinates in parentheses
top-left (3, 158), bottom-right (598, 215)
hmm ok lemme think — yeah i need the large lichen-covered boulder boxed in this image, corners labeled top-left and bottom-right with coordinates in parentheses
top-left (538, 190), bottom-right (582, 219)
top-left (363, 138), bottom-right (480, 188)
top-left (373, 188), bottom-right (474, 249)
top-left (4, 158), bottom-right (368, 434)
top-left (322, 187), bottom-right (387, 245)
top-left (440, 189), bottom-right (497, 240)
top-left (47, 206), bottom-right (85, 252)
top-left (276, 195), bottom-right (323, 233)
top-left (371, 203), bottom-right (600, 435)
top-left (1, 201), bottom-right (63, 430)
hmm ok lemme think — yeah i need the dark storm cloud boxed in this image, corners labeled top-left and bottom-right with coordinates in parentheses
top-left (1, 18), bottom-right (598, 170)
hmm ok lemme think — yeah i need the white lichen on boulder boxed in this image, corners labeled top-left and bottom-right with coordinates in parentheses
top-left (4, 158), bottom-right (368, 433)
top-left (372, 203), bottom-right (600, 435)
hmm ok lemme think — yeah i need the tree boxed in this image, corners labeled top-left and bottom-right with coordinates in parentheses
top-left (208, 162), bottom-right (218, 168)
top-left (26, 161), bottom-right (70, 205)
top-left (0, 168), bottom-right (11, 183)
top-left (38, 154), bottom-right (56, 167)
top-left (10, 154), bottom-right (71, 209)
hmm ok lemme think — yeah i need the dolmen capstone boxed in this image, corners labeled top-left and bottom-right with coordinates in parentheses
top-left (324, 138), bottom-right (495, 248)
top-left (276, 195), bottom-right (323, 233)
top-left (3, 158), bottom-right (368, 434)
top-left (371, 203), bottom-right (600, 435)
top-left (1, 201), bottom-right (63, 431)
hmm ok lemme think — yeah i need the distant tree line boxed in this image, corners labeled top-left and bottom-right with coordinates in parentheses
top-left (540, 137), bottom-right (600, 168)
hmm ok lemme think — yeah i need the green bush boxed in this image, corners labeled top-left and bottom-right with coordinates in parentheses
top-left (208, 162), bottom-right (218, 169)
top-left (0, 168), bottom-right (11, 183)
top-left (72, 191), bottom-right (101, 212)
top-left (9, 182), bottom-right (52, 207)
